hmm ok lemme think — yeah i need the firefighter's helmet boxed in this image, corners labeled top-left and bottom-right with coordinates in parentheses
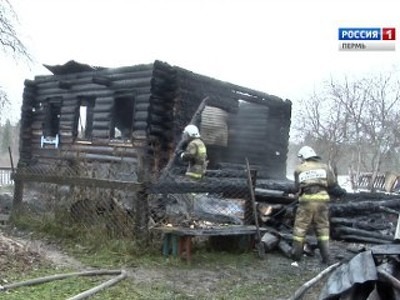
top-left (183, 124), bottom-right (200, 138)
top-left (297, 146), bottom-right (317, 160)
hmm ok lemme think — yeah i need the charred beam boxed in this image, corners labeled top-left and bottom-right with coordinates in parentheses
top-left (330, 199), bottom-right (400, 217)
top-left (92, 76), bottom-right (112, 87)
top-left (58, 80), bottom-right (72, 89)
top-left (333, 225), bottom-right (394, 242)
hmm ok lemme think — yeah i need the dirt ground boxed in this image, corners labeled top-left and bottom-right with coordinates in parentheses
top-left (0, 226), bottom-right (362, 300)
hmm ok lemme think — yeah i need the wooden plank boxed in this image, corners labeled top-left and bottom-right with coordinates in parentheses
top-left (153, 225), bottom-right (267, 236)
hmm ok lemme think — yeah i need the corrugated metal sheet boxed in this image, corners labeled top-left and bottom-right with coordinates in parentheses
top-left (319, 250), bottom-right (378, 299)
top-left (201, 106), bottom-right (228, 147)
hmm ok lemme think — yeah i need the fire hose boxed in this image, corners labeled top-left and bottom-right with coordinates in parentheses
top-left (0, 269), bottom-right (127, 299)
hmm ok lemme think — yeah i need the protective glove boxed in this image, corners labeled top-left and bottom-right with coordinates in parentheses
top-left (175, 150), bottom-right (185, 160)
top-left (328, 184), bottom-right (347, 198)
top-left (175, 149), bottom-right (184, 156)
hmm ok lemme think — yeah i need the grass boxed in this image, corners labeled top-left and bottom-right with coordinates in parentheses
top-left (3, 214), bottom-right (321, 299)
top-left (2, 263), bottom-right (312, 300)
top-left (0, 185), bottom-right (13, 193)
top-left (1, 248), bottom-right (314, 299)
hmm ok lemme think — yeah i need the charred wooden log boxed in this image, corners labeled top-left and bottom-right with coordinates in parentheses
top-left (58, 80), bottom-right (72, 89)
top-left (205, 169), bottom-right (247, 178)
top-left (135, 103), bottom-right (150, 111)
top-left (92, 76), bottom-right (112, 87)
top-left (332, 225), bottom-right (394, 242)
top-left (330, 217), bottom-right (392, 231)
top-left (61, 152), bottom-right (138, 163)
top-left (134, 111), bottom-right (149, 122)
top-left (110, 77), bottom-right (152, 90)
top-left (335, 235), bottom-right (391, 244)
top-left (330, 199), bottom-right (400, 217)
top-left (341, 192), bottom-right (400, 202)
top-left (135, 93), bottom-right (151, 104)
top-left (150, 176), bottom-right (248, 196)
top-left (133, 121), bottom-right (147, 130)
top-left (66, 144), bottom-right (139, 157)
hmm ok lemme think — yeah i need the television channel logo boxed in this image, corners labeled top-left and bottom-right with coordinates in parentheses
top-left (338, 27), bottom-right (396, 51)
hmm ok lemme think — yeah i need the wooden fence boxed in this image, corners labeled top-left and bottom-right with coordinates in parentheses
top-left (355, 172), bottom-right (400, 193)
top-left (0, 167), bottom-right (13, 186)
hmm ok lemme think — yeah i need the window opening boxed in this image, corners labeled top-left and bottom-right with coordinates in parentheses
top-left (41, 98), bottom-right (62, 148)
top-left (110, 95), bottom-right (135, 140)
top-left (44, 102), bottom-right (61, 137)
top-left (75, 97), bottom-right (95, 140)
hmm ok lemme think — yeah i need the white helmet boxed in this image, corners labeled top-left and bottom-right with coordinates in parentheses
top-left (183, 124), bottom-right (200, 138)
top-left (297, 146), bottom-right (317, 160)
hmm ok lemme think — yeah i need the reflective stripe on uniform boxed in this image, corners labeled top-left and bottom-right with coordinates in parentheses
top-left (197, 144), bottom-right (206, 155)
top-left (317, 235), bottom-right (330, 241)
top-left (186, 172), bottom-right (203, 179)
top-left (293, 235), bottom-right (305, 242)
top-left (191, 139), bottom-right (206, 153)
top-left (300, 194), bottom-right (329, 202)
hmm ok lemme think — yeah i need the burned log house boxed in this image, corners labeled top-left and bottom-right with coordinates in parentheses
top-left (15, 60), bottom-right (292, 233)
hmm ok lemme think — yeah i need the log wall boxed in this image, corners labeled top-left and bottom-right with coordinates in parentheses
top-left (19, 63), bottom-right (155, 178)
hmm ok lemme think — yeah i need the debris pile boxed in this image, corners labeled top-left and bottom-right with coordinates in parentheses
top-left (329, 192), bottom-right (399, 244)
top-left (0, 231), bottom-right (44, 274)
top-left (258, 191), bottom-right (400, 245)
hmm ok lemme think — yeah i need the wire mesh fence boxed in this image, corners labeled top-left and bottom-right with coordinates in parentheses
top-left (10, 153), bottom-right (297, 247)
top-left (12, 159), bottom-right (142, 239)
top-left (147, 168), bottom-right (256, 229)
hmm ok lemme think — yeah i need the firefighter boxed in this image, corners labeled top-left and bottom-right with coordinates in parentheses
top-left (291, 146), bottom-right (337, 265)
top-left (173, 125), bottom-right (207, 224)
top-left (178, 124), bottom-right (208, 180)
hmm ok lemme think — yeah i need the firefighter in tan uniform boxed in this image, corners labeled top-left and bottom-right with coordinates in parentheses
top-left (179, 125), bottom-right (207, 180)
top-left (174, 125), bottom-right (207, 223)
top-left (291, 146), bottom-right (337, 265)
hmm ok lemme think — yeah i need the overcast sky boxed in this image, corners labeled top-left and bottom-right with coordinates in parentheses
top-left (1, 0), bottom-right (399, 122)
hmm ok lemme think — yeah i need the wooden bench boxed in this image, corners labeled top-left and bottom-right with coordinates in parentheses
top-left (154, 225), bottom-right (266, 263)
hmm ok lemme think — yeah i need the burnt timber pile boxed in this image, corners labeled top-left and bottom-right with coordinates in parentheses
top-left (329, 192), bottom-right (400, 244)
top-left (258, 190), bottom-right (400, 249)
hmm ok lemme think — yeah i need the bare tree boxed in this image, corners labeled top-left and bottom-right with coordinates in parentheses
top-left (0, 0), bottom-right (30, 59)
top-left (360, 73), bottom-right (400, 189)
top-left (0, 87), bottom-right (9, 124)
top-left (294, 84), bottom-right (349, 169)
top-left (328, 76), bottom-right (370, 184)
top-left (294, 70), bottom-right (400, 190)
top-left (0, 0), bottom-right (31, 124)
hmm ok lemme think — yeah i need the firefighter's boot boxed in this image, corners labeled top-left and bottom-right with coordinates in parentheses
top-left (318, 240), bottom-right (331, 265)
top-left (291, 240), bottom-right (303, 262)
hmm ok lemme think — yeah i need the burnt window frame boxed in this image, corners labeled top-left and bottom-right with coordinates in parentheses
top-left (74, 96), bottom-right (96, 141)
top-left (42, 97), bottom-right (63, 138)
top-left (110, 91), bottom-right (136, 142)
